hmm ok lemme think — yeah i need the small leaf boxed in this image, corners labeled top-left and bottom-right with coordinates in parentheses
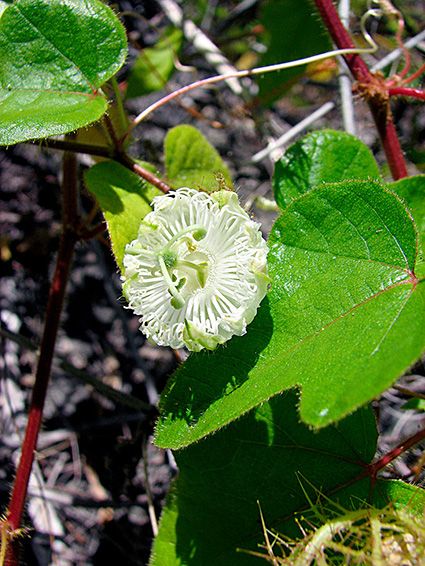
top-left (0, 0), bottom-right (127, 145)
top-left (257, 0), bottom-right (332, 105)
top-left (274, 130), bottom-right (382, 209)
top-left (151, 392), bottom-right (424, 566)
top-left (155, 180), bottom-right (425, 449)
top-left (126, 27), bottom-right (183, 99)
top-left (84, 161), bottom-right (161, 271)
top-left (402, 397), bottom-right (425, 411)
top-left (165, 125), bottom-right (233, 190)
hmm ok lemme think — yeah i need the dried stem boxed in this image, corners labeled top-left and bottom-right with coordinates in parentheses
top-left (118, 45), bottom-right (377, 149)
top-left (142, 437), bottom-right (159, 536)
top-left (392, 384), bottom-right (425, 401)
top-left (4, 143), bottom-right (79, 565)
top-left (314, 0), bottom-right (408, 180)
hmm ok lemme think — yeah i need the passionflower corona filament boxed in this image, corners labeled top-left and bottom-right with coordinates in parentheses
top-left (122, 188), bottom-right (270, 352)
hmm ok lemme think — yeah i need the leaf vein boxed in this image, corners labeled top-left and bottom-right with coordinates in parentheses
top-left (15, 5), bottom-right (93, 92)
top-left (271, 279), bottom-right (414, 362)
top-left (292, 207), bottom-right (331, 251)
top-left (318, 193), bottom-right (372, 260)
top-left (370, 286), bottom-right (414, 355)
top-left (277, 243), bottom-right (411, 273)
top-left (352, 189), bottom-right (411, 270)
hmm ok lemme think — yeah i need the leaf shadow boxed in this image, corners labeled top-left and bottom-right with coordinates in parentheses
top-left (97, 179), bottom-right (153, 216)
top-left (170, 392), bottom-right (377, 566)
top-left (158, 295), bottom-right (274, 430)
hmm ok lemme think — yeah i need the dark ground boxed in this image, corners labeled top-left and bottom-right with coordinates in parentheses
top-left (2, 1), bottom-right (425, 564)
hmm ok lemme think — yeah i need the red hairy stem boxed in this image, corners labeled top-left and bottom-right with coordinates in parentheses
top-left (5, 147), bottom-right (79, 565)
top-left (314, 0), bottom-right (408, 180)
top-left (103, 112), bottom-right (120, 146)
top-left (117, 154), bottom-right (171, 193)
top-left (389, 87), bottom-right (425, 100)
top-left (369, 425), bottom-right (425, 477)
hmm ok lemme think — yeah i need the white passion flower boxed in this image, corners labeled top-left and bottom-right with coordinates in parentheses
top-left (122, 187), bottom-right (270, 352)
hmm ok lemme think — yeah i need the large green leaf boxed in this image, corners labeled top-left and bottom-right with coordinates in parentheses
top-left (165, 125), bottom-right (233, 190)
top-left (391, 175), bottom-right (425, 256)
top-left (126, 27), bottom-right (183, 99)
top-left (84, 161), bottom-right (161, 272)
top-left (274, 130), bottom-right (382, 209)
top-left (0, 0), bottom-right (127, 145)
top-left (155, 180), bottom-right (425, 449)
top-left (257, 0), bottom-right (332, 104)
top-left (151, 392), bottom-right (424, 566)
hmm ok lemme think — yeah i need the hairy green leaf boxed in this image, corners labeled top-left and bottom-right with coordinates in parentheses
top-left (151, 392), bottom-right (424, 565)
top-left (84, 161), bottom-right (161, 271)
top-left (391, 175), bottom-right (425, 254)
top-left (155, 180), bottom-right (425, 449)
top-left (165, 125), bottom-right (233, 190)
top-left (0, 0), bottom-right (127, 145)
top-left (274, 130), bottom-right (382, 209)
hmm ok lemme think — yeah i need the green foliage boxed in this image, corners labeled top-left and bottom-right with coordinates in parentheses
top-left (2, 1), bottom-right (424, 562)
top-left (390, 175), bottom-right (425, 280)
top-left (0, 0), bottom-right (127, 145)
top-left (257, 0), bottom-right (332, 104)
top-left (165, 125), bottom-right (233, 189)
top-left (273, 130), bottom-right (382, 209)
top-left (154, 177), bottom-right (425, 449)
top-left (151, 391), bottom-right (422, 566)
top-left (126, 27), bottom-right (183, 99)
top-left (391, 175), bottom-right (425, 255)
top-left (84, 161), bottom-right (161, 272)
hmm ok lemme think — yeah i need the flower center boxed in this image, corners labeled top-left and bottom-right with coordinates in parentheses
top-left (158, 225), bottom-right (210, 309)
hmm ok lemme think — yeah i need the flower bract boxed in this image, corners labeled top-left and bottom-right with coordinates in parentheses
top-left (122, 187), bottom-right (270, 352)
